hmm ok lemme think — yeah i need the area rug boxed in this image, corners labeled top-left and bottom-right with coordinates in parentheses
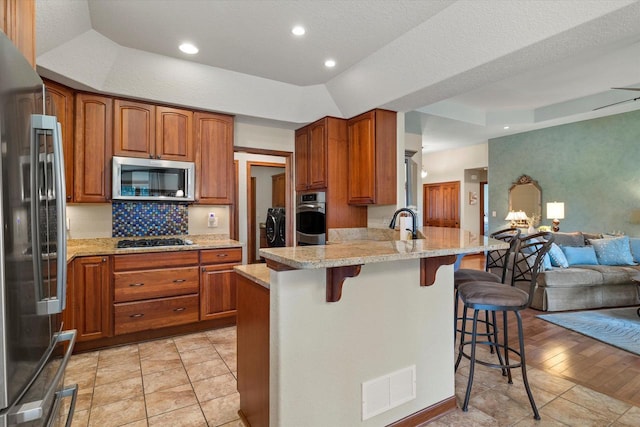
top-left (537, 307), bottom-right (640, 356)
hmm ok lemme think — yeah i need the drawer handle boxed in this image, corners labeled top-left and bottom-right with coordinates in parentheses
top-left (130, 313), bottom-right (144, 318)
top-left (173, 307), bottom-right (186, 312)
top-left (129, 283), bottom-right (144, 287)
top-left (173, 279), bottom-right (186, 283)
top-left (217, 253), bottom-right (228, 257)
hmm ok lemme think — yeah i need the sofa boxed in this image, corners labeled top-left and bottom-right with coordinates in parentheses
top-left (527, 231), bottom-right (640, 311)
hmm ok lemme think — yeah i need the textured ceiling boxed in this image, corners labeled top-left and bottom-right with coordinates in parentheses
top-left (35, 0), bottom-right (640, 151)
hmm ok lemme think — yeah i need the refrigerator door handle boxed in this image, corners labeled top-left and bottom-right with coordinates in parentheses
top-left (32, 115), bottom-right (66, 315)
top-left (45, 384), bottom-right (78, 427)
top-left (8, 330), bottom-right (77, 425)
top-left (53, 121), bottom-right (67, 311)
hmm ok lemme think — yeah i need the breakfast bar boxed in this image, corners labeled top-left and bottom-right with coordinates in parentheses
top-left (235, 227), bottom-right (508, 427)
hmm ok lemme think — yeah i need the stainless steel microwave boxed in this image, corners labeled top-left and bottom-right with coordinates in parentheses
top-left (112, 156), bottom-right (195, 202)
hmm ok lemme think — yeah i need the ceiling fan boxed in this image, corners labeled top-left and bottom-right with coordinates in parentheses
top-left (593, 87), bottom-right (640, 111)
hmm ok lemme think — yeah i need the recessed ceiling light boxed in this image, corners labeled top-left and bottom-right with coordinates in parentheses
top-left (324, 59), bottom-right (336, 68)
top-left (179, 43), bottom-right (199, 54)
top-left (291, 25), bottom-right (305, 36)
top-left (503, 125), bottom-right (510, 130)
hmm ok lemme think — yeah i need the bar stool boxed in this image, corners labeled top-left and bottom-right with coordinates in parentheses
top-left (455, 231), bottom-right (553, 419)
top-left (453, 228), bottom-right (521, 349)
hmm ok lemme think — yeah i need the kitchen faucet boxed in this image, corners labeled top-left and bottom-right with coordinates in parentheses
top-left (389, 208), bottom-right (418, 239)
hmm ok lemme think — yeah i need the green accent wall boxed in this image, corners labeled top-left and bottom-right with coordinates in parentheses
top-left (488, 109), bottom-right (640, 236)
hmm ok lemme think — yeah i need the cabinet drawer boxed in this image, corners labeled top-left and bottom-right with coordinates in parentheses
top-left (200, 248), bottom-right (242, 265)
top-left (113, 251), bottom-right (199, 271)
top-left (114, 267), bottom-right (200, 303)
top-left (114, 295), bottom-right (199, 335)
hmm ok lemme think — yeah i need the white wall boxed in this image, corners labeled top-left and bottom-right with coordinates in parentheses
top-left (422, 143), bottom-right (488, 234)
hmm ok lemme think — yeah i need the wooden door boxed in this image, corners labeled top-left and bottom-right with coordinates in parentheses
top-left (423, 181), bottom-right (460, 228)
top-left (307, 120), bottom-right (327, 190)
top-left (44, 80), bottom-right (75, 203)
top-left (200, 265), bottom-right (237, 320)
top-left (156, 106), bottom-right (194, 161)
top-left (195, 112), bottom-right (234, 204)
top-left (294, 128), bottom-right (309, 192)
top-left (74, 93), bottom-right (113, 202)
top-left (113, 99), bottom-right (155, 158)
top-left (73, 256), bottom-right (112, 342)
top-left (272, 173), bottom-right (286, 207)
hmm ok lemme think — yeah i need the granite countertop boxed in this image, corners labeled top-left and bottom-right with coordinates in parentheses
top-left (234, 263), bottom-right (270, 289)
top-left (259, 226), bottom-right (508, 269)
top-left (66, 234), bottom-right (243, 263)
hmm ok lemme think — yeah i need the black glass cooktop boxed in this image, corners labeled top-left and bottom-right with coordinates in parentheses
top-left (116, 238), bottom-right (189, 249)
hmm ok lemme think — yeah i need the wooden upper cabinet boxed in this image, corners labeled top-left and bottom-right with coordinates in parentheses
top-left (195, 112), bottom-right (234, 204)
top-left (308, 121), bottom-right (328, 189)
top-left (347, 109), bottom-right (397, 205)
top-left (1, 0), bottom-right (35, 67)
top-left (74, 93), bottom-right (113, 203)
top-left (44, 80), bottom-right (75, 202)
top-left (156, 106), bottom-right (194, 161)
top-left (295, 118), bottom-right (328, 191)
top-left (113, 99), bottom-right (155, 158)
top-left (294, 128), bottom-right (309, 192)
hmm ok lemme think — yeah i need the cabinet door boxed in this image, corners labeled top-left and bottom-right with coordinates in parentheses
top-left (307, 120), bottom-right (327, 190)
top-left (73, 256), bottom-right (112, 342)
top-left (272, 173), bottom-right (286, 207)
top-left (114, 99), bottom-right (155, 159)
top-left (294, 128), bottom-right (309, 192)
top-left (44, 80), bottom-right (75, 203)
top-left (195, 112), bottom-right (234, 204)
top-left (347, 111), bottom-right (376, 204)
top-left (200, 265), bottom-right (237, 320)
top-left (74, 93), bottom-right (113, 202)
top-left (156, 106), bottom-right (194, 161)
top-left (0, 0), bottom-right (35, 67)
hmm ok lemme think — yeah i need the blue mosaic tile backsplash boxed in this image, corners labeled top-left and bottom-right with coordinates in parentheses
top-left (112, 202), bottom-right (188, 237)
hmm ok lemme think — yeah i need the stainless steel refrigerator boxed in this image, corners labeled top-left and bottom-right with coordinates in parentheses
top-left (0, 32), bottom-right (77, 426)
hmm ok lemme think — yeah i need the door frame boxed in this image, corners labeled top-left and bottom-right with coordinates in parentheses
top-left (479, 180), bottom-right (487, 236)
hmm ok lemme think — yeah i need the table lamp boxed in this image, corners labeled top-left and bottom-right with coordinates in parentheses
top-left (546, 202), bottom-right (564, 232)
top-left (505, 210), bottom-right (528, 228)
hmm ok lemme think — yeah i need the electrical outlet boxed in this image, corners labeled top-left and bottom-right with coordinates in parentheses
top-left (66, 217), bottom-right (71, 231)
top-left (208, 212), bottom-right (219, 228)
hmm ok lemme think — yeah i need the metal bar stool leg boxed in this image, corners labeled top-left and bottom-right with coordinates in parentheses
top-left (502, 311), bottom-right (513, 384)
top-left (516, 311), bottom-right (540, 420)
top-left (461, 309), bottom-right (480, 412)
top-left (455, 305), bottom-right (468, 372)
top-left (491, 311), bottom-right (507, 376)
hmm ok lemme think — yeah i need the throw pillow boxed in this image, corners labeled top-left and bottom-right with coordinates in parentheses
top-left (629, 237), bottom-right (640, 264)
top-left (542, 253), bottom-right (553, 270)
top-left (551, 232), bottom-right (585, 247)
top-left (589, 236), bottom-right (636, 266)
top-left (548, 243), bottom-right (569, 268)
top-left (561, 246), bottom-right (599, 266)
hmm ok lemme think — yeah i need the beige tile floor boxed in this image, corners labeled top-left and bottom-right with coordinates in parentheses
top-left (61, 326), bottom-right (640, 427)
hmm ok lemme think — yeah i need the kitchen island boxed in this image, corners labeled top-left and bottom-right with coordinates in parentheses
top-left (235, 227), bottom-right (508, 427)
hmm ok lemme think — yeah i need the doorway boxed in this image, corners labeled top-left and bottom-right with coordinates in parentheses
top-left (246, 163), bottom-right (286, 263)
top-left (480, 181), bottom-right (488, 236)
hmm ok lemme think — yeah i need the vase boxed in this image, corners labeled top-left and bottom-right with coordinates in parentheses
top-left (527, 226), bottom-right (536, 235)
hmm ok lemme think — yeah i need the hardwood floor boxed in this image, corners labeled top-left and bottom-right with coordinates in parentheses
top-left (460, 254), bottom-right (640, 407)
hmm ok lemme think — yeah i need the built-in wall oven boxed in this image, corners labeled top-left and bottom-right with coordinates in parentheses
top-left (296, 192), bottom-right (326, 245)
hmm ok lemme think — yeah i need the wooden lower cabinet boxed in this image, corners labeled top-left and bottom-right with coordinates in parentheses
top-left (72, 256), bottom-right (112, 342)
top-left (200, 248), bottom-right (242, 320)
top-left (114, 294), bottom-right (199, 335)
top-left (237, 272), bottom-right (270, 427)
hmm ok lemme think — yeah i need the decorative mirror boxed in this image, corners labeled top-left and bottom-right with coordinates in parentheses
top-left (508, 175), bottom-right (542, 221)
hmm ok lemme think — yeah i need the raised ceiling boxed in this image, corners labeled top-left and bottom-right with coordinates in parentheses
top-left (35, 0), bottom-right (640, 152)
